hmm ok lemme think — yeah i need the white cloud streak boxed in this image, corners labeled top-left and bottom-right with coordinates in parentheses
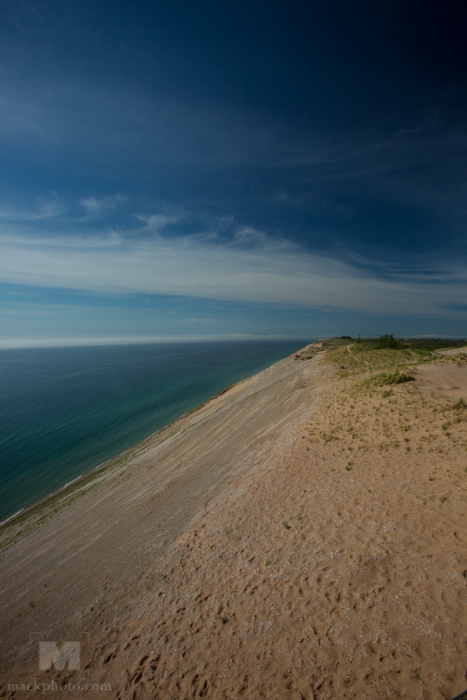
top-left (0, 226), bottom-right (466, 316)
top-left (0, 196), bottom-right (64, 221)
top-left (133, 214), bottom-right (179, 230)
top-left (80, 194), bottom-right (126, 218)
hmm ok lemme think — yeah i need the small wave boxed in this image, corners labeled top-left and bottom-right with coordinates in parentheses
top-left (0, 508), bottom-right (24, 527)
top-left (63, 475), bottom-right (83, 489)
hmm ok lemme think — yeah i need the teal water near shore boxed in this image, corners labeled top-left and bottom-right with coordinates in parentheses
top-left (0, 339), bottom-right (308, 523)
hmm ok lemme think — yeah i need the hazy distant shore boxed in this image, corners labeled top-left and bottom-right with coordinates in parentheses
top-left (1, 340), bottom-right (467, 699)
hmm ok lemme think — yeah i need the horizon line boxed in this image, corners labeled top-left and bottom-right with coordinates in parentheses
top-left (0, 334), bottom-right (315, 349)
top-left (1, 333), bottom-right (465, 350)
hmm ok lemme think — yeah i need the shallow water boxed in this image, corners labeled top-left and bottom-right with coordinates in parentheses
top-left (0, 339), bottom-right (308, 522)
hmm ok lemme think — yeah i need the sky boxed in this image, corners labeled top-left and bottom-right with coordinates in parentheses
top-left (1, 0), bottom-right (467, 345)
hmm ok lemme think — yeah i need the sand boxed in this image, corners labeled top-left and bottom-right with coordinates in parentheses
top-left (1, 342), bottom-right (467, 699)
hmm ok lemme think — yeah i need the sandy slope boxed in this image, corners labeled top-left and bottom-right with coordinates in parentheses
top-left (1, 344), bottom-right (467, 699)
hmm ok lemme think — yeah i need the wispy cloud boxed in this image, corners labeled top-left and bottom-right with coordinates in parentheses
top-left (0, 223), bottom-right (465, 317)
top-left (133, 214), bottom-right (179, 231)
top-left (80, 194), bottom-right (126, 218)
top-left (0, 195), bottom-right (64, 221)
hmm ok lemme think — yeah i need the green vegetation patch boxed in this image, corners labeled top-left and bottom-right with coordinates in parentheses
top-left (323, 337), bottom-right (464, 379)
top-left (323, 336), bottom-right (467, 353)
top-left (325, 343), bottom-right (420, 377)
top-left (362, 371), bottom-right (414, 388)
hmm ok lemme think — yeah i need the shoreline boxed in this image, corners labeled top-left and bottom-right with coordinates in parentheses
top-left (0, 379), bottom-right (241, 534)
top-left (0, 347), bottom-right (301, 534)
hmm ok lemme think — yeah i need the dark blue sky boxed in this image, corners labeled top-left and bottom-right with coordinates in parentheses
top-left (1, 0), bottom-right (466, 344)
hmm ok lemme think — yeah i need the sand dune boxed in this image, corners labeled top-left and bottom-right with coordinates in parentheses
top-left (1, 343), bottom-right (467, 699)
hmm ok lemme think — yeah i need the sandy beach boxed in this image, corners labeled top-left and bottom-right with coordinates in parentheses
top-left (1, 341), bottom-right (467, 699)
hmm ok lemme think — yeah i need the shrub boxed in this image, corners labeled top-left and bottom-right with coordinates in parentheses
top-left (378, 333), bottom-right (398, 349)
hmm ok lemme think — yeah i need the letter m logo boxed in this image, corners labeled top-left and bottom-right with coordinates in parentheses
top-left (39, 641), bottom-right (80, 670)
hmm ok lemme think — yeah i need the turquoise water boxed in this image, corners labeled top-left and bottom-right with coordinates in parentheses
top-left (0, 339), bottom-right (308, 523)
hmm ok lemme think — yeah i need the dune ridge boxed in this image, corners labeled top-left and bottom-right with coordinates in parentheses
top-left (1, 341), bottom-right (467, 699)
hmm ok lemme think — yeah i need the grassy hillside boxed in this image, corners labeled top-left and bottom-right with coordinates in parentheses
top-left (307, 339), bottom-right (467, 457)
